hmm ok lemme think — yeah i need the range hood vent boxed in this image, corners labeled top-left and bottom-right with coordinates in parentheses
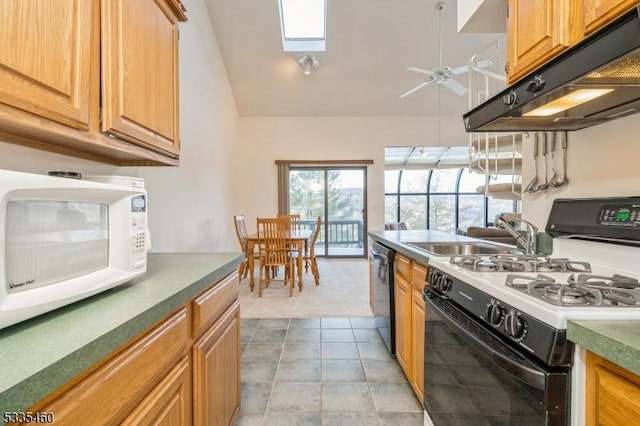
top-left (463, 7), bottom-right (640, 132)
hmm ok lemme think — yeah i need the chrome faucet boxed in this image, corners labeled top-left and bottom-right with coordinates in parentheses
top-left (495, 216), bottom-right (539, 255)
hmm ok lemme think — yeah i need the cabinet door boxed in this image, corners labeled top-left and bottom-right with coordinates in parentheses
top-left (394, 274), bottom-right (411, 376)
top-left (193, 301), bottom-right (241, 426)
top-left (0, 0), bottom-right (98, 129)
top-left (41, 309), bottom-right (189, 424)
top-left (410, 286), bottom-right (425, 404)
top-left (586, 351), bottom-right (640, 426)
top-left (507, 0), bottom-right (573, 84)
top-left (102, 0), bottom-right (180, 157)
top-left (122, 355), bottom-right (192, 426)
top-left (583, 0), bottom-right (638, 36)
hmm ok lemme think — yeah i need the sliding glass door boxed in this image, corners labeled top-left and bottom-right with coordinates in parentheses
top-left (289, 167), bottom-right (366, 257)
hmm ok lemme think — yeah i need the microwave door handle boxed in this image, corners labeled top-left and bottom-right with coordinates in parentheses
top-left (424, 292), bottom-right (547, 391)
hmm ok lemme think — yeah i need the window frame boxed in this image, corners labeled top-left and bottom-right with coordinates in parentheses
top-left (384, 167), bottom-right (519, 230)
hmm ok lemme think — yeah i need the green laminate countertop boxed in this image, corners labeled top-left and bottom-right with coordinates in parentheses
top-left (568, 320), bottom-right (640, 376)
top-left (0, 252), bottom-right (244, 413)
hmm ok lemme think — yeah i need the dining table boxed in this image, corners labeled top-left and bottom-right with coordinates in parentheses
top-left (245, 229), bottom-right (312, 292)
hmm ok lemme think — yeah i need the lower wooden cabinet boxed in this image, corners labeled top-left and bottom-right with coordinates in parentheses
top-left (193, 301), bottom-right (241, 426)
top-left (586, 351), bottom-right (640, 426)
top-left (23, 271), bottom-right (240, 426)
top-left (38, 309), bottom-right (190, 425)
top-left (122, 355), bottom-right (192, 426)
top-left (410, 285), bottom-right (425, 402)
top-left (394, 253), bottom-right (426, 405)
top-left (394, 273), bottom-right (411, 374)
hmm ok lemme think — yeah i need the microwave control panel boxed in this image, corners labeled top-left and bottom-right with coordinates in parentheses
top-left (130, 195), bottom-right (148, 269)
top-left (599, 203), bottom-right (640, 227)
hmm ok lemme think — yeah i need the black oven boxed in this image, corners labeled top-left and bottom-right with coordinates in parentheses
top-left (423, 287), bottom-right (570, 426)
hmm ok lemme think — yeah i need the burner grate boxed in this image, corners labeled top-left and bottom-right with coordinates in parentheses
top-left (450, 255), bottom-right (591, 273)
top-left (506, 273), bottom-right (640, 307)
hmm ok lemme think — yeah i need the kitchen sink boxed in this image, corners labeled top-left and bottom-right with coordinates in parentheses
top-left (404, 241), bottom-right (521, 256)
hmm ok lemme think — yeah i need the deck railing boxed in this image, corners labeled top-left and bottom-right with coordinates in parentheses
top-left (298, 219), bottom-right (363, 247)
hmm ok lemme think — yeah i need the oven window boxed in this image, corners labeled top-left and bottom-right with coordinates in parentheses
top-left (6, 201), bottom-right (109, 293)
top-left (425, 318), bottom-right (551, 425)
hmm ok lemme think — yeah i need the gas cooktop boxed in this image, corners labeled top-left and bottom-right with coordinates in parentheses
top-left (449, 254), bottom-right (592, 273)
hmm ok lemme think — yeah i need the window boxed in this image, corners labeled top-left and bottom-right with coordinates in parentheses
top-left (278, 0), bottom-right (326, 51)
top-left (385, 167), bottom-right (519, 231)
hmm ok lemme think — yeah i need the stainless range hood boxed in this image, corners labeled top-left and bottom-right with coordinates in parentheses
top-left (463, 7), bottom-right (640, 132)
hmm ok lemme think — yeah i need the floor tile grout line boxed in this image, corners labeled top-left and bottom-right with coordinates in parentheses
top-left (239, 317), bottom-right (424, 424)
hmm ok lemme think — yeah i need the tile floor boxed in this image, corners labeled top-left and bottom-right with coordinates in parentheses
top-left (237, 317), bottom-right (424, 426)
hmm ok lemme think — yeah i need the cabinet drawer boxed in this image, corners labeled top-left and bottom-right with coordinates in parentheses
top-left (411, 263), bottom-right (427, 290)
top-left (192, 272), bottom-right (239, 337)
top-left (395, 254), bottom-right (412, 280)
top-left (42, 309), bottom-right (189, 424)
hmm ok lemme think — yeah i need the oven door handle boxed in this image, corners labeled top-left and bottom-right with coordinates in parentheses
top-left (424, 291), bottom-right (547, 391)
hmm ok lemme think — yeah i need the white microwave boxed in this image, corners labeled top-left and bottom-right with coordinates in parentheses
top-left (0, 170), bottom-right (149, 330)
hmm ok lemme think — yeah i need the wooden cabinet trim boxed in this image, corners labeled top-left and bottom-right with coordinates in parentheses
top-left (583, 0), bottom-right (639, 36)
top-left (411, 263), bottom-right (427, 290)
top-left (394, 273), bottom-right (411, 376)
top-left (410, 286), bottom-right (425, 404)
top-left (395, 254), bottom-right (412, 281)
top-left (586, 351), bottom-right (640, 426)
top-left (121, 355), bottom-right (192, 425)
top-left (193, 300), bottom-right (241, 426)
top-left (192, 272), bottom-right (239, 338)
top-left (0, 104), bottom-right (179, 165)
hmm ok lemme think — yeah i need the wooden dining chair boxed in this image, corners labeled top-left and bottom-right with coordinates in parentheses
top-left (304, 216), bottom-right (321, 285)
top-left (256, 217), bottom-right (296, 297)
top-left (277, 213), bottom-right (301, 232)
top-left (233, 215), bottom-right (250, 282)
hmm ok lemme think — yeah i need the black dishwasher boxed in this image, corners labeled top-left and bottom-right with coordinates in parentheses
top-left (370, 241), bottom-right (396, 354)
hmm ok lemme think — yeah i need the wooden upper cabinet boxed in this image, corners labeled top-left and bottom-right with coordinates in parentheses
top-left (0, 0), bottom-right (98, 129)
top-left (583, 0), bottom-right (639, 37)
top-left (101, 0), bottom-right (182, 157)
top-left (507, 0), bottom-right (576, 84)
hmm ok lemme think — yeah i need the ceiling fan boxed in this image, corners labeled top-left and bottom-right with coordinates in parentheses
top-left (400, 1), bottom-right (491, 98)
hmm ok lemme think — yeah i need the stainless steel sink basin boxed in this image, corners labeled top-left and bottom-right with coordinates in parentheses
top-left (404, 241), bottom-right (521, 256)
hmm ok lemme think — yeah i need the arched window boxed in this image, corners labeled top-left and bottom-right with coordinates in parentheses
top-left (384, 167), bottom-right (519, 231)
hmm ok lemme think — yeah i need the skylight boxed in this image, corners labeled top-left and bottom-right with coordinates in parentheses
top-left (278, 0), bottom-right (326, 52)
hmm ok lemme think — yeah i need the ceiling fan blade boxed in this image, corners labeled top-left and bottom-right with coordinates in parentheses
top-left (449, 64), bottom-right (469, 75)
top-left (400, 79), bottom-right (435, 98)
top-left (442, 78), bottom-right (468, 96)
top-left (451, 58), bottom-right (494, 75)
top-left (407, 67), bottom-right (436, 76)
top-left (473, 58), bottom-right (493, 69)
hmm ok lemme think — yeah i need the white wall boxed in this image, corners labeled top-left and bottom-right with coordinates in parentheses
top-left (237, 112), bottom-right (640, 236)
top-left (138, 0), bottom-right (240, 253)
top-left (0, 0), bottom-right (240, 253)
top-left (237, 115), bottom-right (468, 233)
top-left (520, 114), bottom-right (640, 228)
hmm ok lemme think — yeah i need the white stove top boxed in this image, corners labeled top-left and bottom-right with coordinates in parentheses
top-left (427, 239), bottom-right (640, 329)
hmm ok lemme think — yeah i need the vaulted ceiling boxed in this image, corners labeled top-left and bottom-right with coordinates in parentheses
top-left (205, 0), bottom-right (505, 117)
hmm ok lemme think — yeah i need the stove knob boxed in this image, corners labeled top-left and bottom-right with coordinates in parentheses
top-left (504, 310), bottom-right (527, 340)
top-left (485, 301), bottom-right (505, 327)
top-left (427, 269), bottom-right (437, 285)
top-left (436, 274), bottom-right (453, 292)
top-left (441, 276), bottom-right (453, 292)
